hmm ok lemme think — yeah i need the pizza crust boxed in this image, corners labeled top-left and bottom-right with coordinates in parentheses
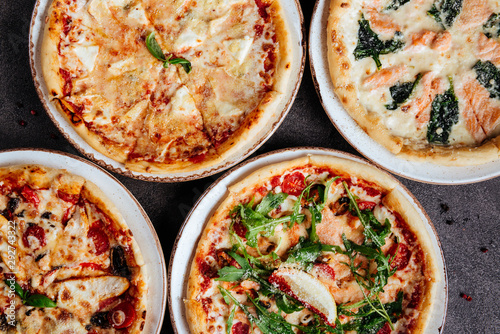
top-left (326, 0), bottom-right (500, 166)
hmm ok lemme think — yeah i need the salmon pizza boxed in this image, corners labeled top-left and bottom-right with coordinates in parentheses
top-left (0, 165), bottom-right (147, 333)
top-left (186, 155), bottom-right (440, 334)
top-left (41, 0), bottom-right (292, 173)
top-left (327, 0), bottom-right (500, 165)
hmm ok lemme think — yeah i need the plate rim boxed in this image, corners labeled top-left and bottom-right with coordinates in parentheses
top-left (308, 0), bottom-right (500, 185)
top-left (29, 0), bottom-right (307, 183)
top-left (168, 146), bottom-right (448, 334)
top-left (0, 147), bottom-right (167, 334)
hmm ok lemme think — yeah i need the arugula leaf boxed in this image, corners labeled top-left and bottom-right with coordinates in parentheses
top-left (219, 287), bottom-right (295, 334)
top-left (427, 78), bottom-right (459, 144)
top-left (343, 182), bottom-right (389, 248)
top-left (473, 60), bottom-right (500, 99)
top-left (275, 294), bottom-right (304, 314)
top-left (5, 280), bottom-right (57, 308)
top-left (256, 192), bottom-right (288, 216)
top-left (354, 15), bottom-right (405, 70)
top-left (234, 192), bottom-right (303, 248)
top-left (344, 291), bottom-right (403, 333)
top-left (386, 0), bottom-right (410, 11)
top-left (484, 13), bottom-right (500, 38)
top-left (385, 73), bottom-right (423, 110)
top-left (146, 32), bottom-right (192, 74)
top-left (227, 307), bottom-right (236, 334)
top-left (307, 177), bottom-right (338, 241)
top-left (427, 0), bottom-right (463, 29)
top-left (286, 237), bottom-right (323, 271)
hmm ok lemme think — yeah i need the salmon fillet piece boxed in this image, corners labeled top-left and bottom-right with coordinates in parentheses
top-left (402, 72), bottom-right (445, 129)
top-left (456, 0), bottom-right (492, 31)
top-left (407, 30), bottom-right (452, 51)
top-left (362, 65), bottom-right (408, 88)
top-left (476, 33), bottom-right (500, 65)
top-left (365, 7), bottom-right (401, 36)
top-left (456, 77), bottom-right (500, 142)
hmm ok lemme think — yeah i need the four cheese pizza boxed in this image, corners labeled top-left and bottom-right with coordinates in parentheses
top-left (328, 0), bottom-right (500, 165)
top-left (0, 165), bottom-right (147, 333)
top-left (41, 0), bottom-right (291, 173)
top-left (186, 155), bottom-right (439, 334)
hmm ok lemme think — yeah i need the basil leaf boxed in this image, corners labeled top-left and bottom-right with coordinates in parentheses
top-left (146, 32), bottom-right (192, 74)
top-left (427, 0), bottom-right (463, 29)
top-left (14, 281), bottom-right (26, 300)
top-left (354, 15), bottom-right (405, 70)
top-left (427, 78), bottom-right (459, 144)
top-left (385, 73), bottom-right (422, 110)
top-left (484, 13), bottom-right (500, 38)
top-left (473, 60), bottom-right (500, 99)
top-left (146, 32), bottom-right (166, 61)
top-left (24, 294), bottom-right (57, 308)
top-left (386, 0), bottom-right (410, 11)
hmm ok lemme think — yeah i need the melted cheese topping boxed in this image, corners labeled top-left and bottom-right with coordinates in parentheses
top-left (0, 166), bottom-right (145, 333)
top-left (46, 0), bottom-right (280, 165)
top-left (338, 0), bottom-right (500, 147)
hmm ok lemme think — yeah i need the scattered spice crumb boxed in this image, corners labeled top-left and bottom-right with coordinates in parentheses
top-left (480, 247), bottom-right (488, 253)
top-left (445, 219), bottom-right (454, 225)
top-left (50, 133), bottom-right (58, 140)
top-left (440, 203), bottom-right (450, 214)
top-left (30, 110), bottom-right (37, 116)
top-left (460, 293), bottom-right (472, 301)
top-left (18, 120), bottom-right (27, 127)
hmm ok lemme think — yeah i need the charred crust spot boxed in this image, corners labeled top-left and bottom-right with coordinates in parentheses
top-left (142, 310), bottom-right (147, 319)
top-left (285, 63), bottom-right (290, 69)
top-left (140, 321), bottom-right (145, 330)
top-left (342, 62), bottom-right (349, 70)
top-left (341, 96), bottom-right (348, 104)
top-left (341, 2), bottom-right (349, 8)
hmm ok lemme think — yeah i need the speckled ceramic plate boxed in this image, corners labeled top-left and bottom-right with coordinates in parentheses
top-left (309, 0), bottom-right (500, 185)
top-left (169, 147), bottom-right (447, 334)
top-left (29, 0), bottom-right (306, 182)
top-left (0, 148), bottom-right (167, 333)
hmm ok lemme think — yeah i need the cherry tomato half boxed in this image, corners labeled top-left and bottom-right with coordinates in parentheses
top-left (281, 172), bottom-right (306, 196)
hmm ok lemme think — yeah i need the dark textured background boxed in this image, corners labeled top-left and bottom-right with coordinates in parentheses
top-left (0, 0), bottom-right (499, 333)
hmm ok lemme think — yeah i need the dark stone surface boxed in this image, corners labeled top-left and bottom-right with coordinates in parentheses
top-left (0, 0), bottom-right (499, 333)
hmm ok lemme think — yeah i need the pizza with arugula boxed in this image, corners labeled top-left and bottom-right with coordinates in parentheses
top-left (186, 155), bottom-right (440, 334)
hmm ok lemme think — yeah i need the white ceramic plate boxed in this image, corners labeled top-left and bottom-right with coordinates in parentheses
top-left (169, 147), bottom-right (447, 334)
top-left (309, 0), bottom-right (500, 185)
top-left (29, 0), bottom-right (306, 182)
top-left (0, 148), bottom-right (167, 333)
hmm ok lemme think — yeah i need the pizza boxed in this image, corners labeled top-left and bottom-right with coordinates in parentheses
top-left (327, 0), bottom-right (500, 166)
top-left (0, 165), bottom-right (147, 333)
top-left (186, 155), bottom-right (440, 334)
top-left (40, 0), bottom-right (292, 173)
